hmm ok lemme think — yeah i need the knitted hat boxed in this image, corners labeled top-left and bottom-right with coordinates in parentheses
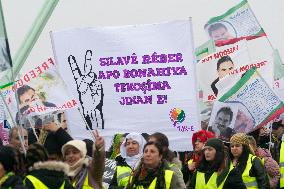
top-left (230, 133), bottom-right (255, 155)
top-left (230, 133), bottom-right (249, 146)
top-left (26, 143), bottom-right (49, 168)
top-left (0, 146), bottom-right (16, 172)
top-left (62, 140), bottom-right (87, 158)
top-left (192, 130), bottom-right (215, 146)
top-left (204, 138), bottom-right (224, 152)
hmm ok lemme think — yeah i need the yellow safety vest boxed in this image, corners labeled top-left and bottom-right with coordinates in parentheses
top-left (116, 165), bottom-right (132, 187)
top-left (196, 171), bottom-right (218, 189)
top-left (0, 172), bottom-right (14, 189)
top-left (130, 169), bottom-right (173, 189)
top-left (25, 175), bottom-right (65, 189)
top-left (279, 141), bottom-right (284, 188)
top-left (242, 154), bottom-right (258, 189)
top-left (196, 163), bottom-right (234, 189)
top-left (72, 173), bottom-right (93, 189)
top-left (187, 159), bottom-right (193, 166)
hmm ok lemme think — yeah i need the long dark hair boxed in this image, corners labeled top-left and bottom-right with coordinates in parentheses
top-left (229, 144), bottom-right (251, 173)
top-left (198, 146), bottom-right (225, 172)
top-left (149, 132), bottom-right (175, 162)
top-left (126, 142), bottom-right (166, 189)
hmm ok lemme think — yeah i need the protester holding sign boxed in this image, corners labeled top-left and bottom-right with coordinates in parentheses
top-left (62, 130), bottom-right (105, 189)
top-left (109, 132), bottom-right (146, 189)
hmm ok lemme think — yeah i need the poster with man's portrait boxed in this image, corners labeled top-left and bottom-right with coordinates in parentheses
top-left (204, 0), bottom-right (264, 44)
top-left (197, 40), bottom-right (251, 101)
top-left (0, 58), bottom-right (76, 127)
top-left (205, 21), bottom-right (237, 43)
top-left (208, 101), bottom-right (238, 141)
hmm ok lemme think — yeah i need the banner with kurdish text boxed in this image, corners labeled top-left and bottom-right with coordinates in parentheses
top-left (0, 57), bottom-right (77, 127)
top-left (51, 20), bottom-right (199, 151)
top-left (219, 67), bottom-right (284, 130)
top-left (204, 0), bottom-right (265, 46)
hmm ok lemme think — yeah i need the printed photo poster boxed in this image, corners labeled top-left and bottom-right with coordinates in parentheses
top-left (197, 41), bottom-right (251, 101)
top-left (204, 0), bottom-right (265, 46)
top-left (219, 67), bottom-right (284, 130)
top-left (23, 110), bottom-right (67, 130)
top-left (0, 57), bottom-right (77, 127)
top-left (51, 20), bottom-right (200, 151)
top-left (208, 101), bottom-right (238, 141)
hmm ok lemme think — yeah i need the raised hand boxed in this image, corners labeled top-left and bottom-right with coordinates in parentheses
top-left (68, 50), bottom-right (104, 130)
top-left (93, 129), bottom-right (105, 150)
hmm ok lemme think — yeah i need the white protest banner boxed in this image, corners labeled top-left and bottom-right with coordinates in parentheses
top-left (204, 0), bottom-right (266, 46)
top-left (51, 20), bottom-right (199, 151)
top-left (218, 67), bottom-right (284, 130)
top-left (0, 57), bottom-right (77, 126)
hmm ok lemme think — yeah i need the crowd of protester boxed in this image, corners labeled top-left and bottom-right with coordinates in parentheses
top-left (0, 115), bottom-right (283, 189)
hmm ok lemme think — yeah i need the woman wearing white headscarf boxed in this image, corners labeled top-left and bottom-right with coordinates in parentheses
top-left (109, 132), bottom-right (146, 189)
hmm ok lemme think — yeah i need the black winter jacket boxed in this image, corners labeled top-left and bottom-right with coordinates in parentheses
top-left (24, 161), bottom-right (74, 189)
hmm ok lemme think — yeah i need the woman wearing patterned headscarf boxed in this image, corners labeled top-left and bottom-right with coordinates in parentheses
top-left (109, 132), bottom-right (146, 189)
top-left (229, 133), bottom-right (268, 189)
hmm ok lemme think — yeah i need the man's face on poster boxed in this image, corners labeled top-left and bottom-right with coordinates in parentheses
top-left (60, 112), bottom-right (68, 130)
top-left (214, 111), bottom-right (232, 132)
top-left (19, 89), bottom-right (40, 107)
top-left (210, 26), bottom-right (233, 42)
top-left (217, 60), bottom-right (234, 79)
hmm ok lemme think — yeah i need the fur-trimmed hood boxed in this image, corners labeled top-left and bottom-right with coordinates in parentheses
top-left (26, 161), bottom-right (74, 189)
top-left (29, 161), bottom-right (69, 175)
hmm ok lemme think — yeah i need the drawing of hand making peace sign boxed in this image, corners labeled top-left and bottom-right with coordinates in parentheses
top-left (68, 50), bottom-right (104, 129)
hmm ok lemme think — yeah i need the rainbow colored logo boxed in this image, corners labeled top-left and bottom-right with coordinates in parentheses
top-left (170, 108), bottom-right (185, 124)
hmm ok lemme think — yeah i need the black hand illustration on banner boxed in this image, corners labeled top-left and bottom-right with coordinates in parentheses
top-left (68, 50), bottom-right (104, 130)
